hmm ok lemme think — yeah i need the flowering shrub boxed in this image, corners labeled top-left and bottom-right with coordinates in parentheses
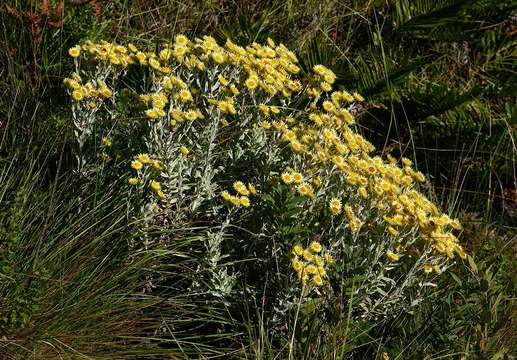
top-left (64, 35), bottom-right (466, 323)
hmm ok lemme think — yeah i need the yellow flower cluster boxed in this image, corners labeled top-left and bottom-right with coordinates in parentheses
top-left (66, 34), bottom-right (464, 264)
top-left (291, 242), bottom-right (333, 286)
top-left (63, 73), bottom-right (113, 107)
top-left (221, 181), bottom-right (257, 207)
top-left (129, 153), bottom-right (164, 198)
top-left (266, 83), bottom-right (464, 259)
top-left (280, 168), bottom-right (315, 198)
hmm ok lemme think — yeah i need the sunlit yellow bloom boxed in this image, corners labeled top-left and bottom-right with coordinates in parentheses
top-left (229, 196), bottom-right (241, 206)
top-left (152, 160), bottom-right (163, 170)
top-left (320, 82), bottom-right (332, 92)
top-left (313, 64), bottom-right (327, 76)
top-left (248, 184), bottom-right (257, 195)
top-left (175, 34), bottom-right (189, 46)
top-left (292, 260), bottom-right (303, 273)
top-left (386, 250), bottom-right (400, 262)
top-left (423, 264), bottom-right (433, 273)
top-left (68, 46), bottom-right (81, 57)
top-left (221, 191), bottom-right (231, 201)
top-left (131, 160), bottom-right (143, 170)
top-left (310, 242), bottom-right (322, 253)
top-left (178, 90), bottom-right (193, 102)
top-left (329, 198), bottom-right (342, 215)
top-left (297, 182), bottom-right (313, 198)
top-left (99, 87), bottom-right (113, 98)
top-left (180, 146), bottom-right (190, 156)
top-left (128, 177), bottom-right (138, 185)
top-left (322, 100), bottom-right (334, 112)
top-left (150, 180), bottom-right (161, 192)
top-left (313, 275), bottom-right (323, 286)
top-left (146, 108), bottom-right (159, 119)
top-left (292, 172), bottom-right (303, 183)
top-left (101, 137), bottom-right (112, 147)
top-left (293, 244), bottom-right (304, 256)
top-left (136, 153), bottom-right (152, 163)
top-left (387, 226), bottom-right (400, 237)
top-left (281, 172), bottom-right (294, 184)
top-left (245, 76), bottom-right (258, 90)
top-left (300, 250), bottom-right (313, 263)
top-left (318, 266), bottom-right (326, 276)
top-left (212, 51), bottom-right (225, 64)
top-left (72, 90), bottom-right (84, 101)
top-left (353, 92), bottom-right (364, 102)
top-left (240, 196), bottom-right (251, 207)
top-left (233, 181), bottom-right (250, 196)
top-left (305, 264), bottom-right (317, 275)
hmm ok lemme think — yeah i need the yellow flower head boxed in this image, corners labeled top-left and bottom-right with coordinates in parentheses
top-left (320, 82), bottom-right (332, 92)
top-left (386, 250), bottom-right (400, 262)
top-left (128, 177), bottom-right (139, 185)
top-left (178, 90), bottom-right (193, 102)
top-left (423, 264), bottom-right (433, 273)
top-left (353, 92), bottom-right (364, 102)
top-left (303, 249), bottom-right (313, 262)
top-left (305, 264), bottom-right (317, 275)
top-left (292, 259), bottom-right (303, 272)
top-left (150, 180), bottom-right (161, 192)
top-left (240, 196), bottom-right (251, 207)
top-left (248, 184), bottom-right (257, 195)
top-left (245, 76), bottom-right (259, 90)
top-left (322, 100), bottom-right (335, 112)
top-left (146, 109), bottom-right (159, 119)
top-left (292, 172), bottom-right (304, 183)
top-left (313, 275), bottom-right (323, 286)
top-left (136, 153), bottom-right (152, 163)
top-left (68, 46), bottom-right (81, 58)
top-left (131, 160), bottom-right (143, 170)
top-left (180, 146), bottom-right (190, 156)
top-left (313, 64), bottom-right (327, 76)
top-left (229, 196), bottom-right (241, 206)
top-left (221, 191), bottom-right (231, 201)
top-left (281, 172), bottom-right (294, 184)
top-left (152, 160), bottom-right (163, 171)
top-left (175, 34), bottom-right (189, 47)
top-left (217, 74), bottom-right (229, 86)
top-left (293, 244), bottom-right (304, 256)
top-left (72, 90), bottom-right (84, 101)
top-left (297, 182), bottom-right (313, 198)
top-left (310, 241), bottom-right (322, 253)
top-left (329, 198), bottom-right (342, 215)
top-left (212, 52), bottom-right (226, 64)
top-left (101, 137), bottom-right (112, 147)
top-left (233, 181), bottom-right (249, 196)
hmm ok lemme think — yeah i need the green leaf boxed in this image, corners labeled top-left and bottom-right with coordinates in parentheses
top-left (467, 255), bottom-right (478, 274)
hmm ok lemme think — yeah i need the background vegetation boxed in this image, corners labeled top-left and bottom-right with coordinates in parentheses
top-left (1, 0), bottom-right (515, 358)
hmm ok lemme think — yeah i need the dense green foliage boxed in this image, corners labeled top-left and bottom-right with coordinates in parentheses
top-left (1, 0), bottom-right (515, 358)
